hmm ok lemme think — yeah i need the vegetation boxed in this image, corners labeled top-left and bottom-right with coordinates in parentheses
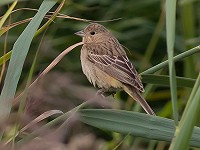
top-left (0, 0), bottom-right (199, 149)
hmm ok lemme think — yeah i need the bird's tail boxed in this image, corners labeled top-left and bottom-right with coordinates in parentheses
top-left (123, 85), bottom-right (156, 116)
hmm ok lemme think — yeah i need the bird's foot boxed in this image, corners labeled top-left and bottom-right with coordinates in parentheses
top-left (96, 89), bottom-right (116, 98)
top-left (96, 89), bottom-right (106, 98)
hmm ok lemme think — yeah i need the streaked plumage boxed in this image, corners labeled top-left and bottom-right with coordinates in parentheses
top-left (75, 23), bottom-right (155, 115)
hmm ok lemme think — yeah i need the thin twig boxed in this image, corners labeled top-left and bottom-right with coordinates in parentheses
top-left (13, 42), bottom-right (83, 106)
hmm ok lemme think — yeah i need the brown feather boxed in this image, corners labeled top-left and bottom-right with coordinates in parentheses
top-left (123, 85), bottom-right (155, 115)
top-left (86, 43), bottom-right (144, 92)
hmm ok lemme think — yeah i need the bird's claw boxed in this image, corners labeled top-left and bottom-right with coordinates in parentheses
top-left (96, 89), bottom-right (116, 98)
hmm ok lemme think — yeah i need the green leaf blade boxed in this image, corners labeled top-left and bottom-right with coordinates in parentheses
top-left (79, 109), bottom-right (200, 147)
top-left (0, 0), bottom-right (57, 118)
top-left (142, 74), bottom-right (195, 88)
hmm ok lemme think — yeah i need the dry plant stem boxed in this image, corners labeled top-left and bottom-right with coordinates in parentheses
top-left (0, 5), bottom-right (14, 83)
top-left (53, 14), bottom-right (122, 23)
top-left (7, 8), bottom-right (91, 22)
top-left (36, 0), bottom-right (65, 36)
top-left (3, 8), bottom-right (121, 23)
top-left (21, 110), bottom-right (64, 133)
top-left (8, 87), bottom-right (110, 147)
top-left (0, 18), bottom-right (10, 83)
top-left (16, 101), bottom-right (88, 146)
top-left (5, 8), bottom-right (91, 22)
top-left (2, 18), bottom-right (32, 28)
top-left (0, 7), bottom-right (120, 38)
top-left (3, 110), bottom-right (64, 147)
top-left (37, 42), bottom-right (83, 79)
top-left (12, 42), bottom-right (83, 105)
top-left (2, 17), bottom-right (53, 30)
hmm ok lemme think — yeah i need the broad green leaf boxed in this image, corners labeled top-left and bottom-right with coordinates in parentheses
top-left (79, 109), bottom-right (200, 147)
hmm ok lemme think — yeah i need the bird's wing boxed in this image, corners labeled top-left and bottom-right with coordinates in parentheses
top-left (88, 50), bottom-right (144, 92)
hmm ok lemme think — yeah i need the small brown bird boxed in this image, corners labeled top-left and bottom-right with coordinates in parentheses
top-left (75, 23), bottom-right (155, 115)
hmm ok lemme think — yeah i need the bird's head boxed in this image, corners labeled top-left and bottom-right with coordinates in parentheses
top-left (75, 23), bottom-right (112, 44)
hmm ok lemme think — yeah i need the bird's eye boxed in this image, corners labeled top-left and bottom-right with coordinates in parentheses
top-left (90, 31), bottom-right (95, 35)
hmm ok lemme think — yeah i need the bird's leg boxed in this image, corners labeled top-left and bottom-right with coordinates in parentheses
top-left (96, 88), bottom-right (116, 98)
top-left (96, 89), bottom-right (106, 98)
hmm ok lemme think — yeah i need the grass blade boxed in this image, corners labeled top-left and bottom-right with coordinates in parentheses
top-left (141, 74), bottom-right (195, 88)
top-left (170, 73), bottom-right (200, 149)
top-left (141, 45), bottom-right (200, 75)
top-left (0, 0), bottom-right (57, 118)
top-left (166, 0), bottom-right (178, 125)
top-left (0, 1), bottom-right (17, 29)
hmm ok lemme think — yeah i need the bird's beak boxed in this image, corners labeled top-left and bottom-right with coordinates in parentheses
top-left (75, 30), bottom-right (85, 37)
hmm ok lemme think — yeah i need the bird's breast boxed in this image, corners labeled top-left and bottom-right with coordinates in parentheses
top-left (80, 46), bottom-right (122, 90)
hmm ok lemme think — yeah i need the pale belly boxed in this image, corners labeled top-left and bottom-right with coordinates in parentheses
top-left (81, 49), bottom-right (122, 90)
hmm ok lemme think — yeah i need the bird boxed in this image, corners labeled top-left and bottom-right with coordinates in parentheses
top-left (75, 23), bottom-right (155, 115)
